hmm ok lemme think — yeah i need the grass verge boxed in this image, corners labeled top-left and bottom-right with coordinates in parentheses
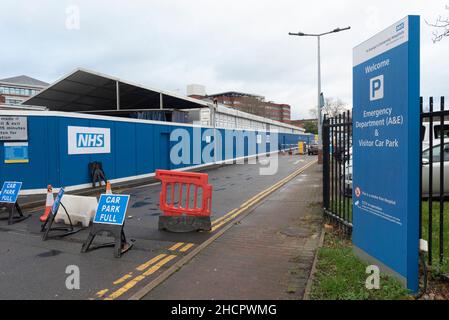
top-left (421, 201), bottom-right (449, 273)
top-left (309, 229), bottom-right (410, 300)
top-left (328, 199), bottom-right (449, 274)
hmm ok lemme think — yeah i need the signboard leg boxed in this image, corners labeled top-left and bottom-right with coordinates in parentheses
top-left (0, 202), bottom-right (29, 225)
top-left (81, 223), bottom-right (133, 258)
top-left (41, 202), bottom-right (83, 241)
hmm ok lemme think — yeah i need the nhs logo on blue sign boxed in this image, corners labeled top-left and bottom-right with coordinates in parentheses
top-left (396, 22), bottom-right (405, 32)
top-left (370, 75), bottom-right (384, 101)
top-left (76, 133), bottom-right (105, 148)
top-left (68, 126), bottom-right (111, 155)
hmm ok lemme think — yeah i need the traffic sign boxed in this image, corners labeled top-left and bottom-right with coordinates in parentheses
top-left (83, 194), bottom-right (133, 258)
top-left (93, 194), bottom-right (130, 226)
top-left (0, 181), bottom-right (22, 204)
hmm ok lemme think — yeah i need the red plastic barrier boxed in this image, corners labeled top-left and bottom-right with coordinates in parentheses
top-left (155, 170), bottom-right (212, 217)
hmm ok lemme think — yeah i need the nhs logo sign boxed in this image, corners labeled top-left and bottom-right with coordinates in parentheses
top-left (370, 75), bottom-right (384, 101)
top-left (76, 133), bottom-right (104, 148)
top-left (396, 22), bottom-right (405, 32)
top-left (68, 126), bottom-right (111, 155)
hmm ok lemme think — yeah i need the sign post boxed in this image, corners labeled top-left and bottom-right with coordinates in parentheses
top-left (352, 16), bottom-right (420, 292)
top-left (0, 181), bottom-right (29, 225)
top-left (81, 194), bottom-right (133, 258)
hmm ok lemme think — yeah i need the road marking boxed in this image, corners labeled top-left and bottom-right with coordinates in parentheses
top-left (294, 160), bottom-right (300, 165)
top-left (136, 254), bottom-right (167, 272)
top-left (128, 159), bottom-right (317, 300)
top-left (211, 208), bottom-right (238, 226)
top-left (142, 255), bottom-right (177, 276)
top-left (106, 255), bottom-right (177, 300)
top-left (212, 160), bottom-right (315, 230)
top-left (113, 273), bottom-right (133, 285)
top-left (99, 242), bottom-right (194, 299)
top-left (179, 243), bottom-right (194, 252)
top-left (211, 160), bottom-right (317, 232)
top-left (95, 289), bottom-right (109, 298)
top-left (168, 242), bottom-right (185, 251)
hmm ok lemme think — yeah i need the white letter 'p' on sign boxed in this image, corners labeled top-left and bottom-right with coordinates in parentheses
top-left (370, 75), bottom-right (384, 101)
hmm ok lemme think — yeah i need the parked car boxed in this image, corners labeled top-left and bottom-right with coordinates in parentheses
top-left (422, 140), bottom-right (449, 198)
top-left (308, 142), bottom-right (319, 155)
top-left (343, 147), bottom-right (352, 195)
top-left (343, 142), bottom-right (449, 198)
top-left (421, 121), bottom-right (449, 151)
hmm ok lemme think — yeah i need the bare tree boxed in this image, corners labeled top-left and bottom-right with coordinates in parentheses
top-left (426, 5), bottom-right (449, 43)
top-left (309, 107), bottom-right (318, 119)
top-left (322, 97), bottom-right (349, 118)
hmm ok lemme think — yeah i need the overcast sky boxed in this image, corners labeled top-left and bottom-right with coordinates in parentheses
top-left (1, 0), bottom-right (449, 118)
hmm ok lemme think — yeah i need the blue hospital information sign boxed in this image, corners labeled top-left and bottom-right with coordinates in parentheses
top-left (93, 194), bottom-right (130, 226)
top-left (0, 181), bottom-right (22, 204)
top-left (352, 16), bottom-right (420, 292)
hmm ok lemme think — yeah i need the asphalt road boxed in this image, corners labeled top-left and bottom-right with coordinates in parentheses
top-left (0, 154), bottom-right (316, 300)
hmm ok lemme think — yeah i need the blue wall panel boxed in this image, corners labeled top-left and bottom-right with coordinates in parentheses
top-left (87, 119), bottom-right (115, 183)
top-left (58, 117), bottom-right (91, 187)
top-left (114, 121), bottom-right (136, 179)
top-left (135, 123), bottom-right (155, 176)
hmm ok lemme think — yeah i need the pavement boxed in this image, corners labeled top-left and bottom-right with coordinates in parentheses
top-left (0, 154), bottom-right (318, 300)
top-left (142, 162), bottom-right (323, 300)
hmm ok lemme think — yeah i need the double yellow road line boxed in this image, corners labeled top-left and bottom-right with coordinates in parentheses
top-left (96, 242), bottom-right (195, 300)
top-left (211, 159), bottom-right (317, 231)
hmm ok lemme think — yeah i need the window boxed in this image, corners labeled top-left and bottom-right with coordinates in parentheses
top-left (5, 98), bottom-right (23, 105)
top-left (434, 125), bottom-right (449, 139)
top-left (0, 86), bottom-right (36, 96)
top-left (423, 143), bottom-right (449, 162)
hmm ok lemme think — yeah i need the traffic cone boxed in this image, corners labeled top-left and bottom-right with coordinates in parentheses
top-left (39, 185), bottom-right (54, 222)
top-left (105, 181), bottom-right (112, 194)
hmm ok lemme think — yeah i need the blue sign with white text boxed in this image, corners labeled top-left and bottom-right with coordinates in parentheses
top-left (52, 188), bottom-right (65, 215)
top-left (352, 16), bottom-right (420, 292)
top-left (76, 133), bottom-right (105, 148)
top-left (0, 181), bottom-right (22, 204)
top-left (93, 194), bottom-right (130, 226)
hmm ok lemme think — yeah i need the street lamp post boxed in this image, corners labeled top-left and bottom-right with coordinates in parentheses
top-left (288, 27), bottom-right (350, 161)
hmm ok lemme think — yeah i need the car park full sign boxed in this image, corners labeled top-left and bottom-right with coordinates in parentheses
top-left (352, 16), bottom-right (420, 292)
top-left (93, 194), bottom-right (130, 226)
top-left (0, 181), bottom-right (22, 204)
